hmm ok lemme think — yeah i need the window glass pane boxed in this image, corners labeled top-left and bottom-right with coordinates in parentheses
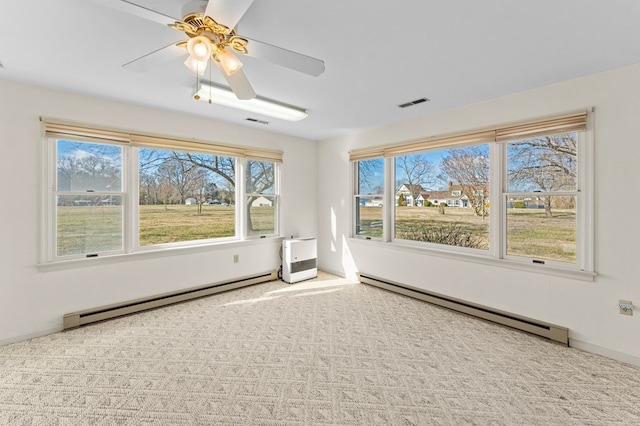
top-left (57, 140), bottom-right (122, 192)
top-left (247, 195), bottom-right (277, 236)
top-left (355, 197), bottom-right (383, 238)
top-left (357, 158), bottom-right (384, 194)
top-left (355, 158), bottom-right (384, 238)
top-left (56, 195), bottom-right (123, 256)
top-left (247, 160), bottom-right (277, 236)
top-left (246, 160), bottom-right (275, 194)
top-left (138, 148), bottom-right (236, 246)
top-left (507, 133), bottom-right (577, 192)
top-left (395, 145), bottom-right (489, 250)
top-left (506, 195), bottom-right (576, 263)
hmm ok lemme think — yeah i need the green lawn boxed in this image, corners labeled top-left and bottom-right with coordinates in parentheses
top-left (506, 208), bottom-right (575, 262)
top-left (57, 204), bottom-right (275, 255)
top-left (357, 205), bottom-right (576, 263)
top-left (57, 205), bottom-right (123, 256)
top-left (58, 203), bottom-right (575, 263)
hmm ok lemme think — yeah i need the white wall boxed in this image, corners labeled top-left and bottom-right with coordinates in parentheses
top-left (0, 79), bottom-right (317, 345)
top-left (318, 63), bottom-right (640, 363)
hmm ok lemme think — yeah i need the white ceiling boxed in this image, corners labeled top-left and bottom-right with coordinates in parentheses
top-left (1, 0), bottom-right (640, 141)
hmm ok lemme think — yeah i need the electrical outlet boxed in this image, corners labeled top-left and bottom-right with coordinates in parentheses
top-left (619, 300), bottom-right (633, 316)
top-left (233, 254), bottom-right (239, 264)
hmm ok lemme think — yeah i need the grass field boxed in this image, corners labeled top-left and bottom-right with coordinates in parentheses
top-left (57, 204), bottom-right (275, 256)
top-left (57, 203), bottom-right (575, 263)
top-left (358, 206), bottom-right (576, 263)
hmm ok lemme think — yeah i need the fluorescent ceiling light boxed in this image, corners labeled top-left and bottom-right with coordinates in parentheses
top-left (195, 82), bottom-right (309, 122)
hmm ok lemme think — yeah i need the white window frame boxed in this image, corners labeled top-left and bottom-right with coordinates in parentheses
top-left (132, 148), bottom-right (241, 253)
top-left (244, 158), bottom-right (281, 239)
top-left (49, 138), bottom-right (128, 261)
top-left (498, 130), bottom-right (593, 272)
top-left (352, 158), bottom-right (386, 240)
top-left (41, 120), bottom-right (283, 265)
top-left (389, 142), bottom-right (492, 255)
top-left (350, 111), bottom-right (595, 281)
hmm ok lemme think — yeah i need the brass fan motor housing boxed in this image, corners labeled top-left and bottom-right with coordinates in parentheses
top-left (169, 13), bottom-right (248, 55)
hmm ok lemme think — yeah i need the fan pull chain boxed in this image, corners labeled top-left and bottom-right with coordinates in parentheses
top-left (193, 60), bottom-right (201, 100)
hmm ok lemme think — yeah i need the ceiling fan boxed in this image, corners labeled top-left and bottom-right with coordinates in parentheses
top-left (104, 0), bottom-right (325, 102)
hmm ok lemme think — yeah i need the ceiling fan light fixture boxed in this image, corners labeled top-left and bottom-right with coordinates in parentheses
top-left (215, 46), bottom-right (243, 76)
top-left (195, 82), bottom-right (308, 122)
top-left (187, 35), bottom-right (212, 61)
top-left (184, 56), bottom-right (208, 75)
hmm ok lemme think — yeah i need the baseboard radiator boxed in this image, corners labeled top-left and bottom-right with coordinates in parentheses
top-left (63, 270), bottom-right (277, 330)
top-left (358, 273), bottom-right (569, 345)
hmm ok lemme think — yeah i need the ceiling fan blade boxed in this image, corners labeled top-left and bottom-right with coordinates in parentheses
top-left (204, 0), bottom-right (254, 30)
top-left (213, 61), bottom-right (256, 100)
top-left (242, 38), bottom-right (325, 76)
top-left (96, 0), bottom-right (179, 26)
top-left (123, 42), bottom-right (186, 72)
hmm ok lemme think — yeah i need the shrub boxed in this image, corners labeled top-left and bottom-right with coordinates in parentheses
top-left (396, 222), bottom-right (483, 248)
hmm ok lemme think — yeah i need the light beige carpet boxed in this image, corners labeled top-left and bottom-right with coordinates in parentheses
top-left (1, 274), bottom-right (639, 425)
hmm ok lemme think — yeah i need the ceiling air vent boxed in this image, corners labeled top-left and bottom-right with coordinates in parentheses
top-left (246, 118), bottom-right (269, 125)
top-left (398, 97), bottom-right (430, 108)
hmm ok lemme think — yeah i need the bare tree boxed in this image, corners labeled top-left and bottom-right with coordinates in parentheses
top-left (138, 149), bottom-right (278, 231)
top-left (357, 158), bottom-right (385, 194)
top-left (139, 171), bottom-right (160, 205)
top-left (396, 154), bottom-right (437, 206)
top-left (57, 150), bottom-right (121, 192)
top-left (166, 156), bottom-right (275, 231)
top-left (175, 153), bottom-right (236, 190)
top-left (245, 160), bottom-right (275, 232)
top-left (439, 146), bottom-right (489, 217)
top-left (139, 149), bottom-right (234, 205)
top-left (507, 134), bottom-right (577, 217)
top-left (154, 158), bottom-right (205, 205)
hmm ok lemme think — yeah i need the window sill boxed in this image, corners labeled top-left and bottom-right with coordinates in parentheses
top-left (348, 237), bottom-right (596, 282)
top-left (38, 236), bottom-right (284, 272)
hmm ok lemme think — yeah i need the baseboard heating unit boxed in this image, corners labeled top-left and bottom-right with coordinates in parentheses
top-left (358, 273), bottom-right (569, 345)
top-left (63, 270), bottom-right (277, 330)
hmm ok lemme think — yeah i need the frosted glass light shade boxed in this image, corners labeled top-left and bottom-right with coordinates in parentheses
top-left (216, 47), bottom-right (243, 76)
top-left (184, 56), bottom-right (207, 75)
top-left (187, 36), bottom-right (212, 61)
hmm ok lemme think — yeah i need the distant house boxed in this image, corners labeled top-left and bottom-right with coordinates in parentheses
top-left (396, 182), bottom-right (488, 207)
top-left (185, 198), bottom-right (198, 205)
top-left (251, 196), bottom-right (273, 207)
top-left (364, 197), bottom-right (384, 207)
top-left (423, 188), bottom-right (469, 207)
top-left (395, 184), bottom-right (426, 206)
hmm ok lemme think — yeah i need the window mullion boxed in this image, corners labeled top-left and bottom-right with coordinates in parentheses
top-left (490, 142), bottom-right (504, 259)
top-left (127, 147), bottom-right (137, 253)
top-left (384, 157), bottom-right (394, 242)
top-left (275, 163), bottom-right (281, 236)
top-left (237, 158), bottom-right (246, 240)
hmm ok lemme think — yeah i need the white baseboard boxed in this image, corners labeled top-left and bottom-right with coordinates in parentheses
top-left (570, 338), bottom-right (640, 368)
top-left (0, 326), bottom-right (63, 348)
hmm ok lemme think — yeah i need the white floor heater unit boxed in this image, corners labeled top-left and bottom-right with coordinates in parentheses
top-left (282, 238), bottom-right (317, 284)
